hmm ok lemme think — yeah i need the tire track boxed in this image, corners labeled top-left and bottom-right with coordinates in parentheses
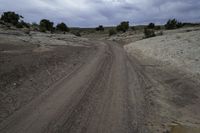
top-left (0, 40), bottom-right (174, 133)
top-left (45, 44), bottom-right (114, 133)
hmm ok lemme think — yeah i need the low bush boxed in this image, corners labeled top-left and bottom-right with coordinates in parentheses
top-left (0, 11), bottom-right (30, 29)
top-left (20, 20), bottom-right (30, 28)
top-left (116, 21), bottom-right (129, 32)
top-left (165, 19), bottom-right (183, 30)
top-left (56, 22), bottom-right (70, 32)
top-left (144, 28), bottom-right (155, 38)
top-left (16, 22), bottom-right (23, 28)
top-left (31, 22), bottom-right (39, 31)
top-left (1, 11), bottom-right (23, 26)
top-left (176, 22), bottom-right (183, 28)
top-left (39, 19), bottom-right (54, 32)
top-left (155, 26), bottom-right (161, 30)
top-left (96, 25), bottom-right (104, 31)
top-left (109, 29), bottom-right (117, 36)
top-left (147, 23), bottom-right (155, 29)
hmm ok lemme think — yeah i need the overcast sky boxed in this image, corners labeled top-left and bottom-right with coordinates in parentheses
top-left (0, 0), bottom-right (200, 27)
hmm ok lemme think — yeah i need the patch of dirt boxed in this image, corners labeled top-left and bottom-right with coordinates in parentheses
top-left (0, 38), bottom-right (97, 123)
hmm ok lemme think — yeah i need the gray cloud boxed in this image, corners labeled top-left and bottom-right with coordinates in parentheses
top-left (0, 0), bottom-right (200, 27)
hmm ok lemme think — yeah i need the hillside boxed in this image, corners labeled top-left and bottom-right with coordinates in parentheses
top-left (125, 27), bottom-right (200, 80)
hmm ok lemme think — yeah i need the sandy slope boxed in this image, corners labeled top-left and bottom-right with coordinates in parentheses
top-left (125, 27), bottom-right (200, 132)
top-left (125, 28), bottom-right (200, 78)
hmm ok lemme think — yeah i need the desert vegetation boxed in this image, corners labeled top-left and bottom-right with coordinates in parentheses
top-left (1, 11), bottom-right (23, 26)
top-left (165, 19), bottom-right (183, 30)
top-left (96, 25), bottom-right (104, 31)
top-left (143, 23), bottom-right (156, 38)
top-left (1, 11), bottom-right (198, 40)
top-left (0, 11), bottom-right (71, 34)
top-left (109, 28), bottom-right (117, 36)
top-left (56, 22), bottom-right (70, 33)
top-left (0, 11), bottom-right (30, 28)
top-left (147, 23), bottom-right (155, 29)
top-left (39, 19), bottom-right (54, 32)
top-left (116, 21), bottom-right (129, 32)
top-left (144, 28), bottom-right (155, 38)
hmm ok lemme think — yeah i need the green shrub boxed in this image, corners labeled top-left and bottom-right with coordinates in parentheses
top-left (39, 26), bottom-right (46, 32)
top-left (165, 19), bottom-right (183, 30)
top-left (109, 29), bottom-right (117, 36)
top-left (1, 11), bottom-right (23, 26)
top-left (39, 19), bottom-right (54, 32)
top-left (116, 21), bottom-right (129, 32)
top-left (147, 23), bottom-right (155, 29)
top-left (0, 11), bottom-right (30, 29)
top-left (144, 28), bottom-right (155, 38)
top-left (155, 26), bottom-right (161, 30)
top-left (20, 20), bottom-right (30, 28)
top-left (31, 22), bottom-right (39, 31)
top-left (96, 25), bottom-right (104, 31)
top-left (56, 22), bottom-right (70, 32)
top-left (16, 22), bottom-right (23, 28)
top-left (177, 22), bottom-right (183, 28)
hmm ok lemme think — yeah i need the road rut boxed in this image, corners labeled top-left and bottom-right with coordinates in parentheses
top-left (1, 41), bottom-right (200, 133)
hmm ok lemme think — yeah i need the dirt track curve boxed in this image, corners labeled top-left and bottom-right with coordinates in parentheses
top-left (0, 41), bottom-right (200, 133)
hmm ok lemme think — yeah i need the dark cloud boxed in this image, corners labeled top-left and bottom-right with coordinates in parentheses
top-left (0, 0), bottom-right (199, 27)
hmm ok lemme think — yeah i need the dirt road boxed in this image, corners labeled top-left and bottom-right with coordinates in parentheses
top-left (0, 41), bottom-right (200, 133)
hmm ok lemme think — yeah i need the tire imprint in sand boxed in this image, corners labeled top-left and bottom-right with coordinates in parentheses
top-left (45, 44), bottom-right (114, 133)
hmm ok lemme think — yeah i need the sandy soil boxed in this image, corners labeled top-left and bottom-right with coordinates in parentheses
top-left (125, 27), bottom-right (200, 132)
top-left (108, 30), bottom-right (144, 44)
top-left (125, 27), bottom-right (200, 79)
top-left (0, 40), bottom-right (153, 133)
top-left (0, 28), bottom-right (97, 124)
top-left (0, 26), bottom-right (200, 133)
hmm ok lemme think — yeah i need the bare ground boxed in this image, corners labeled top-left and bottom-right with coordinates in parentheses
top-left (0, 28), bottom-right (200, 133)
top-left (0, 35), bottom-right (97, 124)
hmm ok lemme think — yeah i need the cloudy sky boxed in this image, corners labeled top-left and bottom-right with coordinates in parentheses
top-left (0, 0), bottom-right (200, 27)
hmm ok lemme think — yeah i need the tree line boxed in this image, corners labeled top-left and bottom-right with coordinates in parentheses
top-left (1, 11), bottom-right (187, 37)
top-left (0, 11), bottom-right (69, 33)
